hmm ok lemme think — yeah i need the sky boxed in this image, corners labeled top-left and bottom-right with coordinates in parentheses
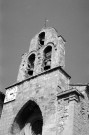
top-left (0, 0), bottom-right (89, 93)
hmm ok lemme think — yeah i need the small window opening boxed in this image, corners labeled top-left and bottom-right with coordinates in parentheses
top-left (43, 46), bottom-right (52, 71)
top-left (39, 32), bottom-right (45, 46)
top-left (27, 54), bottom-right (35, 76)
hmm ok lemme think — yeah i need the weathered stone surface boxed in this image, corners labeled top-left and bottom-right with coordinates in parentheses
top-left (17, 27), bottom-right (65, 82)
top-left (0, 27), bottom-right (89, 135)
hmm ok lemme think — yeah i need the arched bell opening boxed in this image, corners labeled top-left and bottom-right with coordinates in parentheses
top-left (43, 45), bottom-right (52, 71)
top-left (11, 100), bottom-right (43, 135)
top-left (39, 32), bottom-right (45, 46)
top-left (27, 53), bottom-right (35, 76)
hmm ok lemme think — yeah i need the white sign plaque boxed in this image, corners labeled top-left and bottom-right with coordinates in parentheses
top-left (4, 86), bottom-right (18, 103)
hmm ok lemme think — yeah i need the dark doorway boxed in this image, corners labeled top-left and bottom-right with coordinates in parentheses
top-left (11, 100), bottom-right (43, 135)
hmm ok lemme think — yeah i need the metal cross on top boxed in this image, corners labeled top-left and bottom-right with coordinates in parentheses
top-left (44, 18), bottom-right (48, 28)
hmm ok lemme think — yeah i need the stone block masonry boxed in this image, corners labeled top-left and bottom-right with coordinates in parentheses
top-left (0, 27), bottom-right (89, 135)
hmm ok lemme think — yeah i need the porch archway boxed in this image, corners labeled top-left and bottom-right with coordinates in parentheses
top-left (11, 100), bottom-right (43, 135)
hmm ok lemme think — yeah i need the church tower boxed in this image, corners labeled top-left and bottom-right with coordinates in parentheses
top-left (0, 27), bottom-right (89, 135)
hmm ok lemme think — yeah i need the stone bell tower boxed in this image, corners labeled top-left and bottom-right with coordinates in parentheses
top-left (0, 27), bottom-right (71, 135)
top-left (14, 27), bottom-right (70, 135)
top-left (2, 27), bottom-right (89, 135)
top-left (17, 27), bottom-right (66, 82)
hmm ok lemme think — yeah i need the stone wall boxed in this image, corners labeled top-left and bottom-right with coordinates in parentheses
top-left (0, 101), bottom-right (15, 135)
top-left (72, 87), bottom-right (89, 135)
top-left (0, 92), bottom-right (5, 118)
top-left (0, 67), bottom-right (70, 135)
top-left (1, 74), bottom-right (89, 135)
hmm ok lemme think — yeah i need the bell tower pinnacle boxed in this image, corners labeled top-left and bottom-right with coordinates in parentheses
top-left (44, 18), bottom-right (48, 28)
top-left (17, 27), bottom-right (66, 82)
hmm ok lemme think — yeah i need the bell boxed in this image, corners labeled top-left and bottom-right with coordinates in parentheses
top-left (46, 60), bottom-right (51, 66)
top-left (44, 60), bottom-right (51, 70)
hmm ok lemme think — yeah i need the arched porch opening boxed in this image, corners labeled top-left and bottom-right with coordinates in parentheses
top-left (11, 100), bottom-right (43, 135)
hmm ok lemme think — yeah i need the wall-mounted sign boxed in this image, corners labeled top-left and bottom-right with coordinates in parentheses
top-left (4, 86), bottom-right (18, 103)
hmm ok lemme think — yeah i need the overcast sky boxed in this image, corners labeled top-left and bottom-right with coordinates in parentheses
top-left (0, 0), bottom-right (89, 93)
